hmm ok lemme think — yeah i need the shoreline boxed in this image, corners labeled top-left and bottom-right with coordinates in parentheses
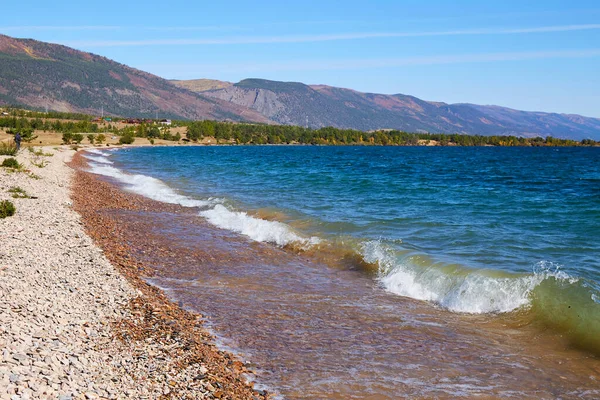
top-left (0, 146), bottom-right (270, 399)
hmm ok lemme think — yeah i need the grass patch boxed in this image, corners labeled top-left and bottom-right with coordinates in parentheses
top-left (0, 200), bottom-right (16, 218)
top-left (28, 147), bottom-right (53, 157)
top-left (1, 157), bottom-right (20, 169)
top-left (8, 186), bottom-right (30, 198)
top-left (31, 155), bottom-right (48, 168)
top-left (0, 142), bottom-right (17, 156)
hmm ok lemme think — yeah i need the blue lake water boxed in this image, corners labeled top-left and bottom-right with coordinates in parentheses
top-left (83, 145), bottom-right (600, 397)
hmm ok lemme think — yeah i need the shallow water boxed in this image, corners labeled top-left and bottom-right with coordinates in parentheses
top-left (108, 208), bottom-right (599, 398)
top-left (83, 146), bottom-right (600, 398)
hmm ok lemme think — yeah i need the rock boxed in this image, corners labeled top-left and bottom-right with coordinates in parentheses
top-left (11, 354), bottom-right (28, 365)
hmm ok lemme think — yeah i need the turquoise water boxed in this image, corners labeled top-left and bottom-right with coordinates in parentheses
top-left (85, 146), bottom-right (600, 353)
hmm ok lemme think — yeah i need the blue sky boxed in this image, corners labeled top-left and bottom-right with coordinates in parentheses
top-left (2, 0), bottom-right (600, 117)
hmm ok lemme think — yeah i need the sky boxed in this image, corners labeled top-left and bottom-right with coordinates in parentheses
top-left (2, 0), bottom-right (600, 117)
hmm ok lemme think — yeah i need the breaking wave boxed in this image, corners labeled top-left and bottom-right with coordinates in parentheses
top-left (83, 154), bottom-right (114, 165)
top-left (361, 240), bottom-right (542, 313)
top-left (201, 205), bottom-right (321, 247)
top-left (360, 240), bottom-right (600, 353)
top-left (85, 153), bottom-right (319, 248)
top-left (88, 163), bottom-right (215, 208)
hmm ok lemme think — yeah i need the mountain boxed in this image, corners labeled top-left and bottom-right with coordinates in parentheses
top-left (0, 35), bottom-right (270, 122)
top-left (2, 33), bottom-right (598, 139)
top-left (170, 79), bottom-right (233, 92)
top-left (174, 78), bottom-right (600, 140)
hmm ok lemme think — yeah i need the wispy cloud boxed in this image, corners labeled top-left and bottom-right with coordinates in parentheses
top-left (0, 19), bottom-right (352, 34)
top-left (0, 25), bottom-right (120, 32)
top-left (64, 24), bottom-right (600, 47)
top-left (147, 49), bottom-right (600, 76)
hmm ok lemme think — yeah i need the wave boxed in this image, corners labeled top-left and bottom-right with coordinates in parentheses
top-left (361, 240), bottom-right (542, 313)
top-left (85, 149), bottom-right (107, 155)
top-left (361, 240), bottom-right (600, 354)
top-left (86, 160), bottom-right (319, 248)
top-left (82, 149), bottom-right (115, 164)
top-left (83, 154), bottom-right (114, 165)
top-left (87, 163), bottom-right (215, 208)
top-left (201, 205), bottom-right (321, 248)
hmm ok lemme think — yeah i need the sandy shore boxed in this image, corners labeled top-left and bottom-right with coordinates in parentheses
top-left (0, 147), bottom-right (269, 399)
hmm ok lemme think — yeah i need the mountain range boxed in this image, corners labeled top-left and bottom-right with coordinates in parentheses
top-left (1, 33), bottom-right (599, 140)
top-left (0, 34), bottom-right (270, 123)
top-left (173, 78), bottom-right (600, 140)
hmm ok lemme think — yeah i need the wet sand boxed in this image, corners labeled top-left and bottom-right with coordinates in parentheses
top-left (71, 151), bottom-right (600, 399)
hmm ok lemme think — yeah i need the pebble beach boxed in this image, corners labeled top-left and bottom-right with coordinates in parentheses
top-left (0, 146), bottom-right (268, 400)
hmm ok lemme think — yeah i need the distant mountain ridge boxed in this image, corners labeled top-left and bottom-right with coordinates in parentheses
top-left (1, 33), bottom-right (598, 139)
top-left (172, 78), bottom-right (600, 140)
top-left (0, 34), bottom-right (270, 122)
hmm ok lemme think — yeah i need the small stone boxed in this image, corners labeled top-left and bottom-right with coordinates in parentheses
top-left (12, 354), bottom-right (28, 366)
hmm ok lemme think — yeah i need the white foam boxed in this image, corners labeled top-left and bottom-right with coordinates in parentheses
top-left (201, 204), bottom-right (321, 248)
top-left (83, 154), bottom-right (113, 164)
top-left (83, 148), bottom-right (114, 164)
top-left (86, 162), bottom-right (318, 248)
top-left (361, 240), bottom-right (544, 314)
top-left (85, 149), bottom-right (107, 155)
top-left (87, 164), bottom-right (214, 208)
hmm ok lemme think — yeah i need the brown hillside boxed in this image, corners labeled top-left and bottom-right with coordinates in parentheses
top-left (0, 34), bottom-right (271, 123)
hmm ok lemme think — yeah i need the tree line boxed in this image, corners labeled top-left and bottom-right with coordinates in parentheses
top-left (184, 120), bottom-right (598, 147)
top-left (1, 106), bottom-right (598, 147)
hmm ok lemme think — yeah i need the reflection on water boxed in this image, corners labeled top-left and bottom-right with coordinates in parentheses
top-left (115, 209), bottom-right (599, 399)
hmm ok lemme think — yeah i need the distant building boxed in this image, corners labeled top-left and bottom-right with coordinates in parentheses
top-left (159, 119), bottom-right (171, 126)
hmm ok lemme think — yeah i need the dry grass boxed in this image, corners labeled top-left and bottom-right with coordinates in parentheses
top-left (0, 126), bottom-right (190, 148)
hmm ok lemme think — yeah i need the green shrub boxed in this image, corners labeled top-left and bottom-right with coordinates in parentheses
top-left (149, 138), bottom-right (155, 145)
top-left (96, 134), bottom-right (106, 144)
top-left (87, 134), bottom-right (95, 144)
top-left (1, 157), bottom-right (20, 169)
top-left (119, 133), bottom-right (135, 145)
top-left (0, 200), bottom-right (15, 218)
top-left (0, 142), bottom-right (17, 156)
top-left (62, 132), bottom-right (73, 144)
top-left (72, 134), bottom-right (84, 144)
